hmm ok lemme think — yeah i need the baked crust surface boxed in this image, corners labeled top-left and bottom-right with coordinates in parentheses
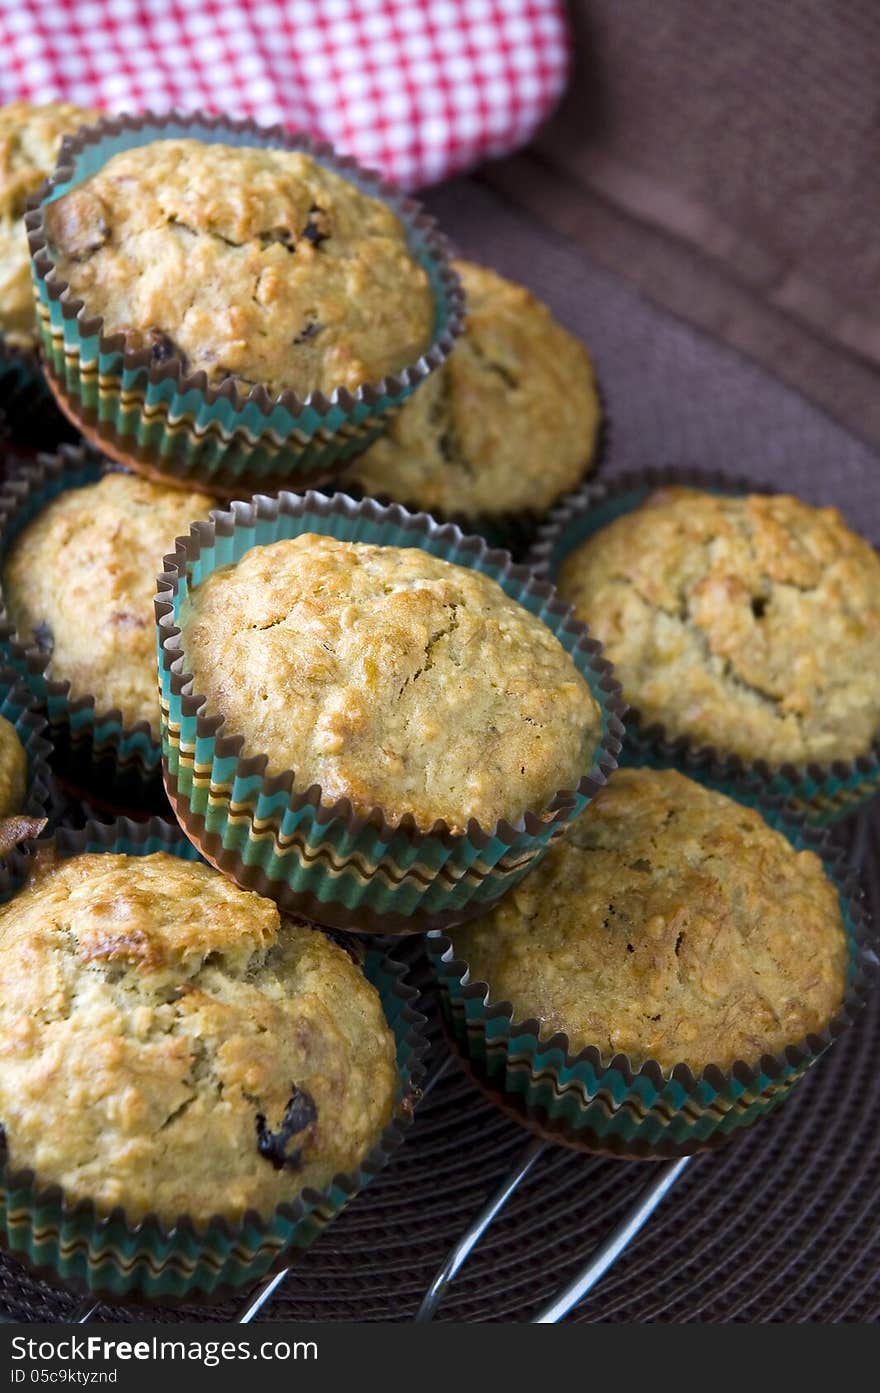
top-left (557, 487), bottom-right (880, 764)
top-left (0, 713), bottom-right (26, 817)
top-left (452, 767), bottom-right (848, 1072)
top-left (44, 138), bottom-right (434, 397)
top-left (0, 851), bottom-right (397, 1223)
top-left (349, 260), bottom-right (601, 517)
top-left (181, 533), bottom-right (601, 832)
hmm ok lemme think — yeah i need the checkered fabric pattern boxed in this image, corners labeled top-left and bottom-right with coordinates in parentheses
top-left (0, 0), bottom-right (570, 188)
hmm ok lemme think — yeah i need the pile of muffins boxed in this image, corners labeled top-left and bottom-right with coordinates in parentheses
top-left (0, 102), bottom-right (875, 1303)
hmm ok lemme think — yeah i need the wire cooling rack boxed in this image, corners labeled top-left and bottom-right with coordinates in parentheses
top-left (2, 801), bottom-right (868, 1326)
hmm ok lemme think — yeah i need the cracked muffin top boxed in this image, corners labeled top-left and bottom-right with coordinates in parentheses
top-left (0, 850), bottom-right (396, 1224)
top-left (348, 260), bottom-right (601, 518)
top-left (2, 471), bottom-right (214, 735)
top-left (0, 101), bottom-right (99, 347)
top-left (43, 138), bottom-right (435, 398)
top-left (452, 767), bottom-right (848, 1072)
top-left (180, 533), bottom-right (601, 832)
top-left (556, 487), bottom-right (880, 766)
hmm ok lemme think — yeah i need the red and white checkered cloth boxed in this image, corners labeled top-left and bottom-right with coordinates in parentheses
top-left (0, 0), bottom-right (570, 189)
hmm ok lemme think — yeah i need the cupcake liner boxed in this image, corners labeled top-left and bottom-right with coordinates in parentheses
top-left (528, 466), bottom-right (880, 825)
top-left (156, 490), bottom-right (625, 934)
top-left (342, 382), bottom-right (610, 560)
top-left (0, 665), bottom-right (52, 856)
top-left (428, 789), bottom-right (876, 1159)
top-left (0, 444), bottom-right (167, 810)
top-left (0, 339), bottom-right (81, 452)
top-left (0, 817), bottom-right (427, 1302)
top-left (26, 110), bottom-right (465, 497)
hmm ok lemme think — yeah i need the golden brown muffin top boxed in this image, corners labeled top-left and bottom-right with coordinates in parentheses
top-left (0, 101), bottom-right (99, 346)
top-left (0, 851), bottom-right (397, 1224)
top-left (2, 471), bottom-right (214, 736)
top-left (453, 767), bottom-right (848, 1072)
top-left (180, 534), bottom-right (600, 833)
top-left (0, 713), bottom-right (25, 818)
top-left (557, 487), bottom-right (880, 766)
top-left (349, 260), bottom-right (601, 518)
top-left (43, 138), bottom-right (435, 398)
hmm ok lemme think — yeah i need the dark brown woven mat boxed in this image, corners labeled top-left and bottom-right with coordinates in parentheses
top-left (1, 175), bottom-right (878, 1322)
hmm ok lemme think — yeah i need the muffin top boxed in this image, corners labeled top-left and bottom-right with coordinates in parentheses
top-left (0, 851), bottom-right (397, 1224)
top-left (453, 767), bottom-right (848, 1072)
top-left (348, 261), bottom-right (601, 518)
top-left (180, 533), bottom-right (600, 832)
top-left (0, 101), bottom-right (99, 346)
top-left (3, 471), bottom-right (214, 735)
top-left (43, 138), bottom-right (435, 398)
top-left (557, 487), bottom-right (880, 765)
top-left (0, 713), bottom-right (26, 818)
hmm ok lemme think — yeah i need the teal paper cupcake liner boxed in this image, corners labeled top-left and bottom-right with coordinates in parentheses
top-left (0, 444), bottom-right (167, 810)
top-left (528, 466), bottom-right (880, 825)
top-left (0, 664), bottom-right (52, 856)
top-left (156, 490), bottom-right (625, 934)
top-left (0, 339), bottom-right (80, 451)
top-left (26, 110), bottom-right (465, 497)
top-left (0, 817), bottom-right (427, 1302)
top-left (428, 790), bottom-right (876, 1159)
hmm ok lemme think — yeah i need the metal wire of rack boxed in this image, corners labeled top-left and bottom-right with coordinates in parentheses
top-left (40, 806), bottom-right (876, 1327)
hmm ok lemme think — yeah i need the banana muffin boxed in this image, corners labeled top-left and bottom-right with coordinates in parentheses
top-left (348, 260), bottom-right (601, 519)
top-left (43, 138), bottom-right (435, 399)
top-left (2, 471), bottom-right (214, 735)
top-left (0, 850), bottom-right (397, 1224)
top-left (0, 101), bottom-right (99, 348)
top-left (0, 713), bottom-right (26, 818)
top-left (180, 533), bottom-right (601, 832)
top-left (556, 487), bottom-right (880, 766)
top-left (452, 767), bottom-right (848, 1072)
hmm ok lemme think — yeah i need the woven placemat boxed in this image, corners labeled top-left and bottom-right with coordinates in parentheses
top-left (1, 175), bottom-right (878, 1323)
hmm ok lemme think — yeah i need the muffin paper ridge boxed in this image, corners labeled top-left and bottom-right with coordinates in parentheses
top-left (428, 790), bottom-right (876, 1159)
top-left (527, 465), bottom-right (880, 825)
top-left (0, 444), bottom-right (170, 807)
top-left (26, 110), bottom-right (466, 494)
top-left (156, 489), bottom-right (626, 933)
top-left (0, 817), bottom-right (428, 1301)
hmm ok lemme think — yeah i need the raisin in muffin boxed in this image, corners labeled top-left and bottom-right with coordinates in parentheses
top-left (556, 487), bottom-right (880, 766)
top-left (2, 472), bottom-right (214, 735)
top-left (0, 101), bottom-right (99, 348)
top-left (348, 260), bottom-right (601, 519)
top-left (43, 138), bottom-right (435, 398)
top-left (452, 767), bottom-right (848, 1072)
top-left (0, 850), bottom-right (397, 1224)
top-left (180, 533), bottom-right (601, 832)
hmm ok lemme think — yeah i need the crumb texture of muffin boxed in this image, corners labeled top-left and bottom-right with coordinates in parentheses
top-left (44, 138), bottom-right (435, 398)
top-left (0, 851), bottom-right (397, 1224)
top-left (180, 533), bottom-right (601, 832)
top-left (3, 472), bottom-right (214, 735)
top-left (0, 713), bottom-right (26, 817)
top-left (348, 260), bottom-right (601, 518)
top-left (452, 767), bottom-right (848, 1073)
top-left (0, 101), bottom-right (99, 347)
top-left (557, 487), bottom-right (880, 765)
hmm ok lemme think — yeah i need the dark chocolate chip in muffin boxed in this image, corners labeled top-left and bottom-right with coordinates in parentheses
top-left (32, 619), bottom-right (54, 657)
top-left (256, 1085), bottom-right (319, 1171)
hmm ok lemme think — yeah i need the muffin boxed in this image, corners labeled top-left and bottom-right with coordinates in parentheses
top-left (451, 767), bottom-right (849, 1073)
top-left (179, 532), bottom-right (601, 833)
top-left (348, 260), bottom-right (602, 521)
top-left (555, 487), bottom-right (880, 767)
top-left (0, 848), bottom-right (397, 1226)
top-left (43, 137), bottom-right (435, 399)
top-left (2, 470), bottom-right (214, 736)
top-left (0, 712), bottom-right (26, 818)
top-left (0, 101), bottom-right (99, 349)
